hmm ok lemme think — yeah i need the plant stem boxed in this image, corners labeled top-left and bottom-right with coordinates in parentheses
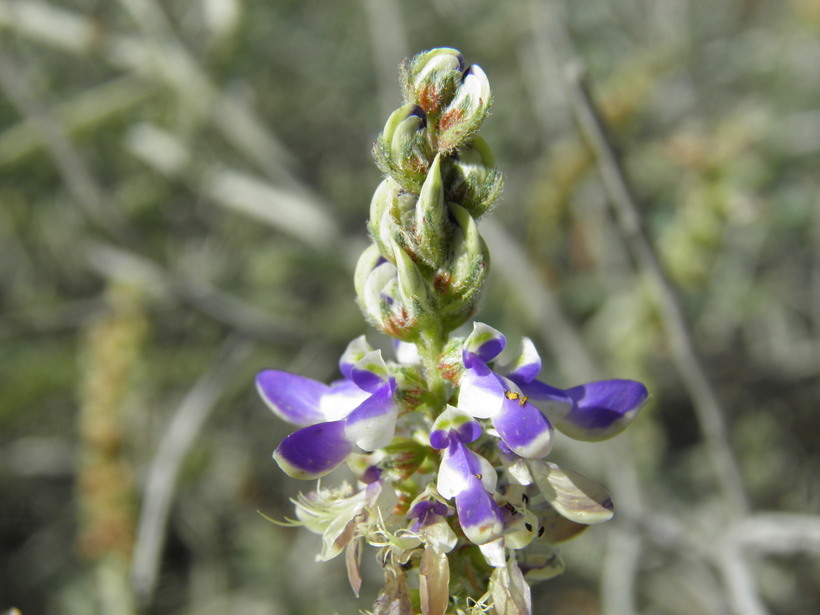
top-left (418, 327), bottom-right (449, 413)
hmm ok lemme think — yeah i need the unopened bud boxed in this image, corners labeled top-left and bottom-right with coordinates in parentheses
top-left (414, 153), bottom-right (447, 268)
top-left (373, 103), bottom-right (431, 189)
top-left (438, 65), bottom-right (492, 152)
top-left (355, 244), bottom-right (386, 303)
top-left (368, 179), bottom-right (414, 260)
top-left (445, 136), bottom-right (504, 219)
top-left (448, 203), bottom-right (489, 285)
top-left (392, 239), bottom-right (432, 317)
top-left (401, 47), bottom-right (465, 116)
top-left (355, 246), bottom-right (420, 341)
top-left (438, 203), bottom-right (489, 331)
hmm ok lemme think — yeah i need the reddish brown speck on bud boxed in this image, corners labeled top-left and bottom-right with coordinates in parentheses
top-left (439, 108), bottom-right (464, 133)
top-left (434, 272), bottom-right (452, 294)
top-left (419, 86), bottom-right (441, 114)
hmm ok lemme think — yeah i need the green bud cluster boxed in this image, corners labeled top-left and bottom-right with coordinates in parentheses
top-left (357, 48), bottom-right (504, 343)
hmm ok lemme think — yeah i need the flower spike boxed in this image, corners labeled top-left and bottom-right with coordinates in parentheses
top-left (257, 47), bottom-right (649, 613)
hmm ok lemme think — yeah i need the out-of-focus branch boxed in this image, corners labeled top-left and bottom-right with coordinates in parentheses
top-left (483, 219), bottom-right (649, 615)
top-left (130, 337), bottom-right (254, 604)
top-left (0, 75), bottom-right (153, 165)
top-left (563, 63), bottom-right (750, 518)
top-left (0, 43), bottom-right (129, 239)
top-left (731, 513), bottom-right (820, 554)
top-left (123, 123), bottom-right (353, 258)
top-left (362, 0), bottom-right (409, 119)
top-left (0, 0), bottom-right (299, 186)
top-left (85, 241), bottom-right (310, 345)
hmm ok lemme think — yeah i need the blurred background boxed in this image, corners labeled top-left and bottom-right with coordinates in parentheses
top-left (1, 0), bottom-right (819, 614)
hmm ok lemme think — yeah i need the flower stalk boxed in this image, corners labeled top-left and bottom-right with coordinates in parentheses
top-left (257, 48), bottom-right (649, 614)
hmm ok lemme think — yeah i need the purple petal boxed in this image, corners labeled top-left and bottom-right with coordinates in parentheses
top-left (350, 350), bottom-right (389, 393)
top-left (437, 438), bottom-right (497, 499)
top-left (408, 499), bottom-right (451, 531)
top-left (430, 406), bottom-right (482, 449)
top-left (339, 336), bottom-right (372, 380)
top-left (496, 337), bottom-right (542, 383)
top-left (273, 420), bottom-right (353, 479)
top-left (455, 477), bottom-right (504, 545)
top-left (463, 322), bottom-right (506, 364)
top-left (256, 370), bottom-right (327, 426)
top-left (344, 384), bottom-right (398, 451)
top-left (457, 358), bottom-right (505, 419)
top-left (318, 379), bottom-right (370, 421)
top-left (556, 380), bottom-right (649, 441)
top-left (516, 378), bottom-right (573, 421)
top-left (491, 397), bottom-right (554, 459)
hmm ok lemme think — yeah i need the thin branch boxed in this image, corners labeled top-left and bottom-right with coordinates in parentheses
top-left (123, 122), bottom-right (350, 256)
top-left (85, 241), bottom-right (311, 345)
top-left (0, 42), bottom-right (129, 239)
top-left (563, 63), bottom-right (750, 517)
top-left (130, 337), bottom-right (254, 603)
top-left (362, 0), bottom-right (409, 119)
top-left (483, 219), bottom-right (646, 615)
top-left (732, 513), bottom-right (820, 554)
top-left (717, 542), bottom-right (770, 615)
top-left (0, 74), bottom-right (153, 165)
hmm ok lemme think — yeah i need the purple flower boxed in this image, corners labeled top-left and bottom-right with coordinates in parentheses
top-left (430, 406), bottom-right (504, 545)
top-left (407, 498), bottom-right (452, 533)
top-left (458, 323), bottom-right (649, 447)
top-left (256, 336), bottom-right (399, 479)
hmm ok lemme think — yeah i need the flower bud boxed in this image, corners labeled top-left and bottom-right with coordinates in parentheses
top-left (392, 239), bottom-right (433, 318)
top-left (373, 103), bottom-right (431, 190)
top-left (368, 179), bottom-right (416, 261)
top-left (354, 244), bottom-right (386, 303)
top-left (445, 136), bottom-right (504, 219)
top-left (437, 203), bottom-right (489, 331)
top-left (401, 47), bottom-right (465, 116)
top-left (438, 64), bottom-right (492, 152)
top-left (414, 153), bottom-right (447, 268)
top-left (355, 246), bottom-right (420, 341)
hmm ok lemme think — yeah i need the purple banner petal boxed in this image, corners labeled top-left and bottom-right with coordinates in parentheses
top-left (256, 370), bottom-right (328, 426)
top-left (463, 322), bottom-right (506, 364)
top-left (517, 379), bottom-right (573, 420)
top-left (350, 350), bottom-right (389, 393)
top-left (497, 337), bottom-right (542, 384)
top-left (408, 499), bottom-right (451, 532)
top-left (437, 438), bottom-right (497, 498)
top-left (273, 420), bottom-right (353, 479)
top-left (430, 406), bottom-right (482, 449)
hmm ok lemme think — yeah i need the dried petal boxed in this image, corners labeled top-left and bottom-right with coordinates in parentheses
top-left (528, 461), bottom-right (614, 525)
top-left (372, 567), bottom-right (413, 615)
top-left (490, 558), bottom-right (532, 615)
top-left (420, 545), bottom-right (450, 615)
top-left (345, 537), bottom-right (363, 597)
